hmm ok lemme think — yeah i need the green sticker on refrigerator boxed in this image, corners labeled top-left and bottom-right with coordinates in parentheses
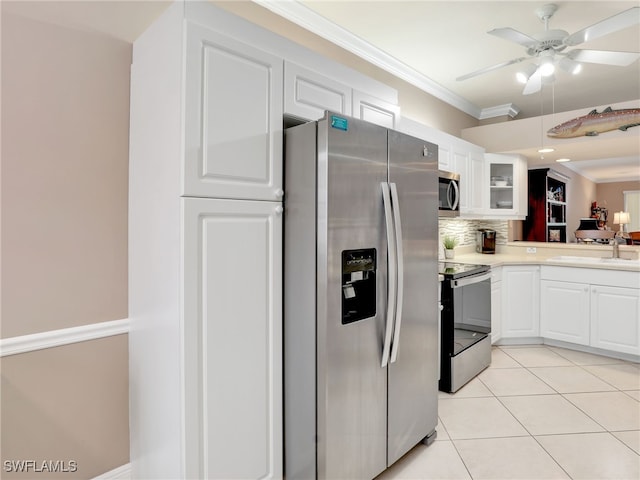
top-left (331, 115), bottom-right (348, 131)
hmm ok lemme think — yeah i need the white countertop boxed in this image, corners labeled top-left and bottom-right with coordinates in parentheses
top-left (447, 242), bottom-right (640, 272)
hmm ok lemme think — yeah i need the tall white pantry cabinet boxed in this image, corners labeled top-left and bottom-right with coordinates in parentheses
top-left (129, 2), bottom-right (282, 479)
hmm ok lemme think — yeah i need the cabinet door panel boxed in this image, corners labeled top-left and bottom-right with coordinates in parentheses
top-left (502, 266), bottom-right (540, 338)
top-left (590, 286), bottom-right (640, 355)
top-left (284, 61), bottom-right (351, 120)
top-left (540, 280), bottom-right (590, 345)
top-left (185, 24), bottom-right (283, 201)
top-left (183, 198), bottom-right (283, 479)
top-left (353, 90), bottom-right (399, 129)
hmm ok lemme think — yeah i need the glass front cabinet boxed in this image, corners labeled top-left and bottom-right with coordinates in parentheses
top-left (484, 153), bottom-right (527, 219)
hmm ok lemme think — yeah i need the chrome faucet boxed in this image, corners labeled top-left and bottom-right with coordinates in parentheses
top-left (610, 238), bottom-right (620, 258)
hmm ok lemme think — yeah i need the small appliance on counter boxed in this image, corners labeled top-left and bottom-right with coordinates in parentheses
top-left (476, 229), bottom-right (496, 254)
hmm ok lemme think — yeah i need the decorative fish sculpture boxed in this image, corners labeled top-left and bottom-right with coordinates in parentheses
top-left (547, 107), bottom-right (640, 138)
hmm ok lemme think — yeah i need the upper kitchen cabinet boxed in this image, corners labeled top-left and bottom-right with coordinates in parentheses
top-left (185, 23), bottom-right (283, 201)
top-left (283, 61), bottom-right (399, 128)
top-left (484, 153), bottom-right (527, 219)
top-left (284, 61), bottom-right (352, 121)
top-left (451, 138), bottom-right (485, 217)
top-left (352, 90), bottom-right (400, 129)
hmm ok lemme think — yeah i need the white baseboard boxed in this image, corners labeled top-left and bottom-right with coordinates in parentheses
top-left (92, 463), bottom-right (131, 479)
top-left (0, 318), bottom-right (129, 357)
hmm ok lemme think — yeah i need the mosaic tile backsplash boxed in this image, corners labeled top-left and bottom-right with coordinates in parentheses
top-left (439, 218), bottom-right (509, 246)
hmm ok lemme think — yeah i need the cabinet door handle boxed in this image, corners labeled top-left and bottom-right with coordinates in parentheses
top-left (275, 189), bottom-right (284, 199)
top-left (275, 205), bottom-right (283, 215)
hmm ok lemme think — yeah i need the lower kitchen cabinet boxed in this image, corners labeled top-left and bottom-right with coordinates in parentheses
top-left (501, 266), bottom-right (540, 339)
top-left (591, 285), bottom-right (640, 355)
top-left (183, 197), bottom-right (283, 479)
top-left (540, 280), bottom-right (590, 345)
top-left (540, 266), bottom-right (640, 357)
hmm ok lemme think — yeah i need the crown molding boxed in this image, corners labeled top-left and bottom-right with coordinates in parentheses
top-left (254, 0), bottom-right (493, 119)
top-left (479, 103), bottom-right (521, 120)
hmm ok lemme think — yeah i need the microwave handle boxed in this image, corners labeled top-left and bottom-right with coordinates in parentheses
top-left (447, 180), bottom-right (460, 211)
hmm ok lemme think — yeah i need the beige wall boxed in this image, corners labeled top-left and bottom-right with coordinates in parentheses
top-left (596, 180), bottom-right (640, 231)
top-left (1, 10), bottom-right (130, 476)
top-left (1, 336), bottom-right (129, 479)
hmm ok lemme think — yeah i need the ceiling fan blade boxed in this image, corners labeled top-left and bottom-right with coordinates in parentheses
top-left (456, 57), bottom-right (528, 81)
top-left (522, 68), bottom-right (542, 95)
top-left (564, 6), bottom-right (640, 47)
top-left (567, 49), bottom-right (640, 66)
top-left (489, 27), bottom-right (538, 48)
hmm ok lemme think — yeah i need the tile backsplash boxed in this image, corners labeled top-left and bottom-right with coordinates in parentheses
top-left (439, 218), bottom-right (509, 246)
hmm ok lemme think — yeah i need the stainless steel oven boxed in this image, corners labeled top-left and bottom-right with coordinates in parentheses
top-left (438, 170), bottom-right (460, 217)
top-left (439, 262), bottom-right (492, 393)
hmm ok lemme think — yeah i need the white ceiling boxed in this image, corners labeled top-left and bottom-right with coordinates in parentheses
top-left (4, 0), bottom-right (639, 182)
top-left (289, 1), bottom-right (640, 120)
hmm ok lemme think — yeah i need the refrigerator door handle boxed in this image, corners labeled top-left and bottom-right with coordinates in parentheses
top-left (389, 182), bottom-right (404, 364)
top-left (380, 182), bottom-right (396, 368)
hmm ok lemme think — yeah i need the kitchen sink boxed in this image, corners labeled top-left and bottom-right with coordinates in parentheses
top-left (547, 255), bottom-right (640, 265)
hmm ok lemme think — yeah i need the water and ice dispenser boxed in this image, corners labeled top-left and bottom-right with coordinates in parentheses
top-left (341, 249), bottom-right (377, 324)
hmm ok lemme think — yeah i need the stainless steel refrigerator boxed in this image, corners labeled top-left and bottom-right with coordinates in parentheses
top-left (284, 112), bottom-right (439, 480)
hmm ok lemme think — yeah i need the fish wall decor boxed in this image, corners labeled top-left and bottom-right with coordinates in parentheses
top-left (547, 107), bottom-right (640, 139)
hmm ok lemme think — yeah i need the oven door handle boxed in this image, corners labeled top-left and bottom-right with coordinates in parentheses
top-left (452, 272), bottom-right (491, 288)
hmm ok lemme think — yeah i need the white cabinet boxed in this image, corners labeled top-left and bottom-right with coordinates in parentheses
top-left (437, 142), bottom-right (453, 171)
top-left (466, 147), bottom-right (486, 215)
top-left (183, 198), bottom-right (282, 479)
top-left (129, 3), bottom-right (283, 478)
top-left (284, 61), bottom-right (352, 121)
top-left (491, 267), bottom-right (502, 344)
top-left (352, 90), bottom-right (400, 128)
top-left (283, 63), bottom-right (399, 128)
top-left (591, 285), bottom-right (640, 355)
top-left (540, 266), bottom-right (640, 356)
top-left (184, 23), bottom-right (283, 201)
top-left (484, 153), bottom-right (527, 219)
top-left (501, 266), bottom-right (540, 338)
top-left (540, 280), bottom-right (590, 345)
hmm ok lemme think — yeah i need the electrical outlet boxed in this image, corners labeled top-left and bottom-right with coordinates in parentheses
top-left (526, 247), bottom-right (537, 254)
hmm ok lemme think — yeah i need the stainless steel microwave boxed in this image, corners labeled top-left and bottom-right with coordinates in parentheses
top-left (438, 170), bottom-right (460, 217)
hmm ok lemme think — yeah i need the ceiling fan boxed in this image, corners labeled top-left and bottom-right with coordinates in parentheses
top-left (456, 4), bottom-right (640, 95)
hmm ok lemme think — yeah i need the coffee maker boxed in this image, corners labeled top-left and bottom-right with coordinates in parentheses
top-left (476, 229), bottom-right (496, 254)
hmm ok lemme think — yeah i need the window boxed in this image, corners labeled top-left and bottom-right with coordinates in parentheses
top-left (624, 190), bottom-right (640, 232)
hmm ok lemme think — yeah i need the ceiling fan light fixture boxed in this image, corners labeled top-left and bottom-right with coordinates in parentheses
top-left (559, 57), bottom-right (583, 75)
top-left (516, 64), bottom-right (538, 84)
top-left (539, 57), bottom-right (556, 76)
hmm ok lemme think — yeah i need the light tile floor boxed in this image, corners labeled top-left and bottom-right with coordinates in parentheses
top-left (377, 345), bottom-right (640, 480)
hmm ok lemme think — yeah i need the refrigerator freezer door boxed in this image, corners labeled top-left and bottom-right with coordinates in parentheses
top-left (386, 130), bottom-right (439, 466)
top-left (317, 114), bottom-right (389, 480)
